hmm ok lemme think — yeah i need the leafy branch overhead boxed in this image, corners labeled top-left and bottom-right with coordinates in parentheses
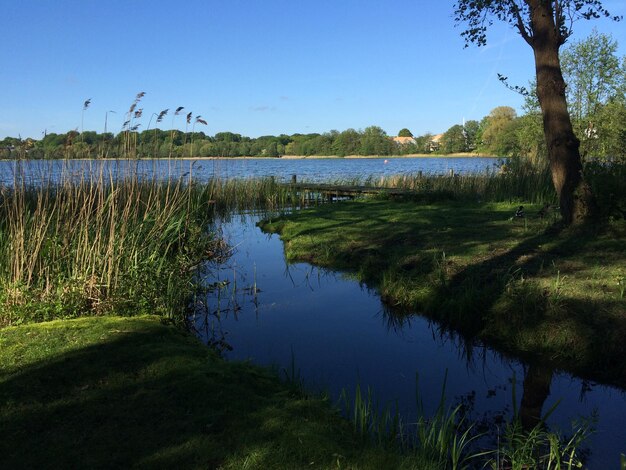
top-left (454, 0), bottom-right (621, 48)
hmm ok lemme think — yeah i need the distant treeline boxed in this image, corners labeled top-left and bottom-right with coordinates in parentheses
top-left (2, 101), bottom-right (624, 161)
top-left (0, 126), bottom-right (428, 160)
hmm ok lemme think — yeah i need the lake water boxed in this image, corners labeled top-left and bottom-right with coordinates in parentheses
top-left (194, 214), bottom-right (626, 469)
top-left (0, 156), bottom-right (501, 185)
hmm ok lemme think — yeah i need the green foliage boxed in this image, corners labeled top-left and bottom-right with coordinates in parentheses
top-left (441, 124), bottom-right (467, 153)
top-left (561, 30), bottom-right (626, 158)
top-left (479, 106), bottom-right (518, 156)
top-left (398, 128), bottom-right (414, 137)
top-left (0, 169), bottom-right (217, 326)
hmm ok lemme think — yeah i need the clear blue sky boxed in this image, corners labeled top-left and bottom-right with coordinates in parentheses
top-left (2, 0), bottom-right (625, 139)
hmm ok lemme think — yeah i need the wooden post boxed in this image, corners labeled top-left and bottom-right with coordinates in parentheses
top-left (449, 169), bottom-right (454, 177)
top-left (291, 174), bottom-right (297, 184)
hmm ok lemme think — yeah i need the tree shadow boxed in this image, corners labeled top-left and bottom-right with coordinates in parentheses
top-left (0, 324), bottom-right (374, 469)
top-left (265, 201), bottom-right (626, 388)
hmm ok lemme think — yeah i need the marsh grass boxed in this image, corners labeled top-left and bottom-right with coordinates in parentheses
top-left (0, 158), bottom-right (316, 327)
top-left (0, 163), bottom-right (218, 325)
top-left (488, 419), bottom-right (590, 470)
top-left (338, 373), bottom-right (592, 470)
top-left (340, 377), bottom-right (481, 470)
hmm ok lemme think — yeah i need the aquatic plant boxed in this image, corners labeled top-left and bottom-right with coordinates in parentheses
top-left (0, 162), bottom-right (216, 325)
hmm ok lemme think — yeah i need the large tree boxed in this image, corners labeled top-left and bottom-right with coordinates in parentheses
top-left (454, 0), bottom-right (621, 224)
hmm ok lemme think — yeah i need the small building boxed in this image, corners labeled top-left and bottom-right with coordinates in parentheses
top-left (429, 134), bottom-right (444, 152)
top-left (392, 136), bottom-right (416, 146)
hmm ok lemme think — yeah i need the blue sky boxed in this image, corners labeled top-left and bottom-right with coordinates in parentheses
top-left (2, 0), bottom-right (625, 139)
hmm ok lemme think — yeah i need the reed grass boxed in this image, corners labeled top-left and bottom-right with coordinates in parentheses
top-left (339, 372), bottom-right (591, 470)
top-left (0, 160), bottom-right (314, 327)
top-left (340, 380), bottom-right (479, 470)
top-left (0, 164), bottom-right (217, 326)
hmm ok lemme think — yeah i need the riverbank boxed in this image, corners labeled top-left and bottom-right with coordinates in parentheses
top-left (0, 315), bottom-right (440, 469)
top-left (260, 199), bottom-right (626, 388)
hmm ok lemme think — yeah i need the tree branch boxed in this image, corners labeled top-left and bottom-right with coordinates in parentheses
top-left (512, 0), bottom-right (532, 45)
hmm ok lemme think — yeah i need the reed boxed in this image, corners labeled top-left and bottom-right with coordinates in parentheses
top-left (340, 373), bottom-right (483, 470)
top-left (204, 176), bottom-right (309, 215)
top-left (0, 163), bottom-right (215, 326)
top-left (487, 419), bottom-right (590, 470)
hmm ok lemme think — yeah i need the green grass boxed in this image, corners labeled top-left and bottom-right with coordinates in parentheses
top-left (0, 315), bottom-right (446, 469)
top-left (260, 199), bottom-right (626, 387)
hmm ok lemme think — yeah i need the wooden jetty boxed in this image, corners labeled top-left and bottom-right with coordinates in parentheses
top-left (283, 176), bottom-right (416, 201)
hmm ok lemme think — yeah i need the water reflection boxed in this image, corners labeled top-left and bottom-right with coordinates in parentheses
top-left (192, 214), bottom-right (625, 469)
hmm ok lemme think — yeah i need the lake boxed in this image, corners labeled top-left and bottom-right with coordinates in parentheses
top-left (0, 156), bottom-right (501, 185)
top-left (194, 213), bottom-right (626, 469)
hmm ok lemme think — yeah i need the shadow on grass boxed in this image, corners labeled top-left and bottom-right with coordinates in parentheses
top-left (0, 319), bottom-right (405, 469)
top-left (262, 200), bottom-right (626, 388)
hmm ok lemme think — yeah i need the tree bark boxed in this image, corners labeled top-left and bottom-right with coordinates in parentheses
top-left (527, 0), bottom-right (597, 224)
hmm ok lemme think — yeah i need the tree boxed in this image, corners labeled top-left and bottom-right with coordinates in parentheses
top-left (454, 0), bottom-right (621, 224)
top-left (562, 30), bottom-right (623, 123)
top-left (398, 128), bottom-right (413, 137)
top-left (560, 31), bottom-right (626, 157)
top-left (359, 126), bottom-right (392, 156)
top-left (463, 120), bottom-right (481, 150)
top-left (481, 106), bottom-right (518, 155)
top-left (441, 124), bottom-right (467, 153)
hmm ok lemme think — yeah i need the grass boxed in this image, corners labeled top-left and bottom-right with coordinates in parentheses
top-left (259, 198), bottom-right (626, 387)
top-left (0, 315), bottom-right (445, 469)
top-left (0, 167), bottom-right (218, 326)
top-left (1, 160), bottom-right (620, 468)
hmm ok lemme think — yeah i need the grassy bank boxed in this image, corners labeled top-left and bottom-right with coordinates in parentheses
top-left (260, 199), bottom-right (626, 387)
top-left (0, 315), bottom-right (449, 469)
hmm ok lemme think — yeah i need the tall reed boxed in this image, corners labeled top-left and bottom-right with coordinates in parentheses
top-left (0, 163), bottom-right (215, 326)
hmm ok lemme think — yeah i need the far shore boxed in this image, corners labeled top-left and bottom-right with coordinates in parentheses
top-left (0, 153), bottom-right (501, 162)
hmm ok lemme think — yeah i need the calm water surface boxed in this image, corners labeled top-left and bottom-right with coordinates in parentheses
top-left (194, 214), bottom-right (625, 470)
top-left (0, 156), bottom-right (501, 185)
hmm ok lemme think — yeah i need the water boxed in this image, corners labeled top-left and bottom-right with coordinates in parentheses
top-left (0, 156), bottom-right (501, 185)
top-left (194, 214), bottom-right (626, 469)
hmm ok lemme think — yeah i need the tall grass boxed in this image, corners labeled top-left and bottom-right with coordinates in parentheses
top-left (340, 374), bottom-right (592, 470)
top-left (354, 156), bottom-right (626, 210)
top-left (340, 374), bottom-right (482, 470)
top-left (205, 176), bottom-right (315, 215)
top-left (0, 160), bottom-right (317, 327)
top-left (366, 163), bottom-right (556, 204)
top-left (0, 165), bottom-right (216, 326)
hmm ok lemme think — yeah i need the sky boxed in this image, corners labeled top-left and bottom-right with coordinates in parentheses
top-left (2, 0), bottom-right (625, 140)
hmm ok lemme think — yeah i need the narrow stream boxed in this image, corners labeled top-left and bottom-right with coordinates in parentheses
top-left (194, 213), bottom-right (625, 469)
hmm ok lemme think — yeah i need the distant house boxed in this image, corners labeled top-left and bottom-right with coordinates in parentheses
top-left (392, 136), bottom-right (416, 146)
top-left (429, 134), bottom-right (444, 152)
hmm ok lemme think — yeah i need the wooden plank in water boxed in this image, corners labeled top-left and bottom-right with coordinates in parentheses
top-left (288, 183), bottom-right (412, 199)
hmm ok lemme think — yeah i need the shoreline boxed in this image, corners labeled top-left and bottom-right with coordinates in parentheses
top-left (1, 153), bottom-right (500, 162)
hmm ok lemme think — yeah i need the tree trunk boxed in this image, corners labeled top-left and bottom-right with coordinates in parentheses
top-left (528, 0), bottom-right (597, 224)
